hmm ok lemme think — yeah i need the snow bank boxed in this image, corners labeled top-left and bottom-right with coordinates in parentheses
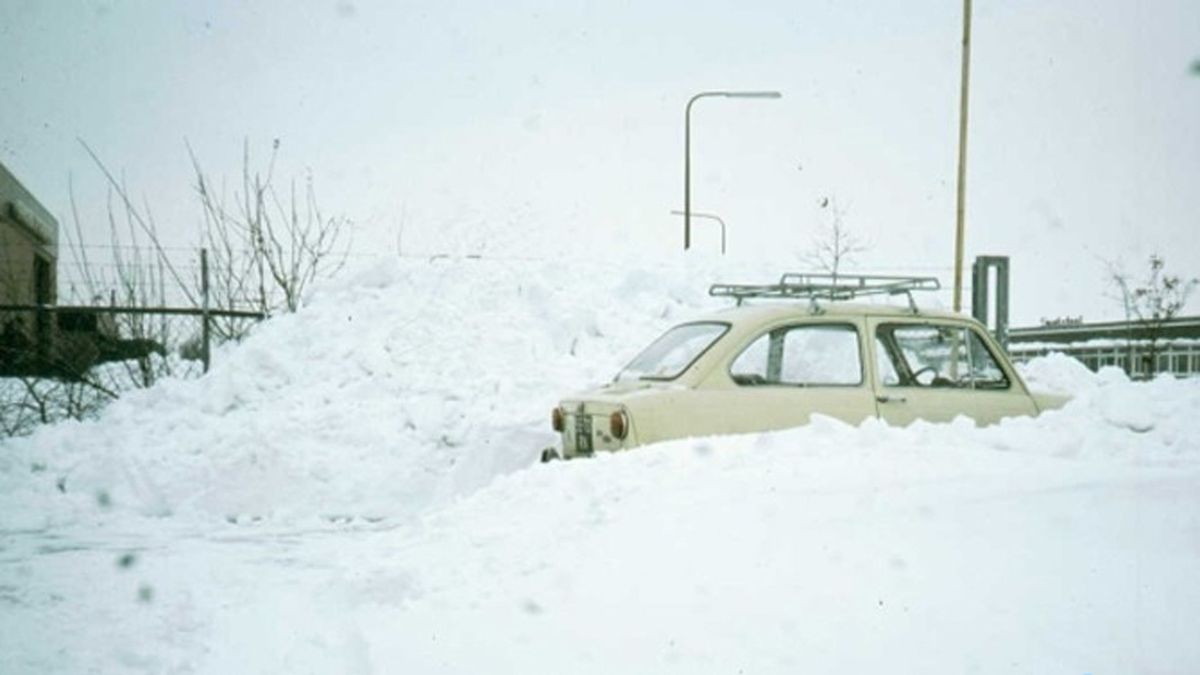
top-left (2, 256), bottom-right (1196, 532)
top-left (3, 256), bottom-right (1200, 673)
top-left (1015, 349), bottom-right (1104, 393)
top-left (342, 413), bottom-right (1200, 674)
top-left (0, 256), bottom-right (731, 528)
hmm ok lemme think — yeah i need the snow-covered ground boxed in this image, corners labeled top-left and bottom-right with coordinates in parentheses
top-left (2, 257), bottom-right (1198, 674)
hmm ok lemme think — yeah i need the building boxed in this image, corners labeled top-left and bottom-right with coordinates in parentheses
top-left (1, 161), bottom-right (62, 376)
top-left (1008, 316), bottom-right (1200, 379)
top-left (1, 160), bottom-right (58, 307)
top-left (2, 163), bottom-right (180, 380)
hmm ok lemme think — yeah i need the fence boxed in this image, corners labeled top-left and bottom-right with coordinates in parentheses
top-left (0, 303), bottom-right (265, 383)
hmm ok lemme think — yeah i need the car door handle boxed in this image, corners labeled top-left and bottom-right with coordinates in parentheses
top-left (876, 395), bottom-right (907, 404)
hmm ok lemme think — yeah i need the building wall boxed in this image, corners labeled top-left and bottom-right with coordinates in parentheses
top-left (1010, 341), bottom-right (1200, 379)
top-left (1, 162), bottom-right (59, 357)
top-left (0, 161), bottom-right (58, 307)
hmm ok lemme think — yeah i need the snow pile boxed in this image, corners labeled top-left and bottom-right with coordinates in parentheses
top-left (1015, 349), bottom-right (1104, 393)
top-left (0, 256), bottom-right (732, 527)
top-left (2, 256), bottom-right (1196, 531)
top-left (1020, 356), bottom-right (1198, 456)
top-left (338, 411), bottom-right (1200, 674)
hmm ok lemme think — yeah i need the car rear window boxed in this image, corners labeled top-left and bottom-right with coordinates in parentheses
top-left (616, 322), bottom-right (730, 381)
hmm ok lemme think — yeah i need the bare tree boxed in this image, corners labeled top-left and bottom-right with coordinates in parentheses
top-left (1106, 254), bottom-right (1198, 377)
top-left (805, 196), bottom-right (869, 283)
top-left (2, 184), bottom-right (178, 436)
top-left (2, 138), bottom-right (348, 437)
top-left (81, 137), bottom-right (349, 338)
top-left (0, 376), bottom-right (112, 437)
top-left (63, 177), bottom-right (180, 390)
top-left (190, 139), bottom-right (351, 328)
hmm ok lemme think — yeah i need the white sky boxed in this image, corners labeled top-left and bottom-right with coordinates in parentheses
top-left (1, 0), bottom-right (1198, 323)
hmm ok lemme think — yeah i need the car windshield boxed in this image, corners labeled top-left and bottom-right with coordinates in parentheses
top-left (616, 322), bottom-right (729, 381)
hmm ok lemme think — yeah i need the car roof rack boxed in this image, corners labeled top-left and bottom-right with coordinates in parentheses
top-left (709, 273), bottom-right (942, 313)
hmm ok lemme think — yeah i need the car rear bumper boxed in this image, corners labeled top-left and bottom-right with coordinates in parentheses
top-left (556, 400), bottom-right (636, 458)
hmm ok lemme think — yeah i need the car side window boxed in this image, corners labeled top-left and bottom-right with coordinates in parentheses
top-left (876, 324), bottom-right (1009, 389)
top-left (730, 324), bottom-right (862, 386)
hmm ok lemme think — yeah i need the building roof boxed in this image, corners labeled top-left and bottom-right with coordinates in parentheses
top-left (1009, 315), bottom-right (1200, 344)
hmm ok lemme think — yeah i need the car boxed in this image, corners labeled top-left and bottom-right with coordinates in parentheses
top-left (543, 273), bottom-right (1069, 460)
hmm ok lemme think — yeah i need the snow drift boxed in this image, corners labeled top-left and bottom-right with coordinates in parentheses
top-left (9, 254), bottom-right (1200, 528)
top-left (0, 257), bottom-right (724, 527)
top-left (1, 257), bottom-right (1197, 531)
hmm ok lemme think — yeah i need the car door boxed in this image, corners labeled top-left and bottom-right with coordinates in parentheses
top-left (704, 320), bottom-right (879, 433)
top-left (869, 318), bottom-right (1036, 426)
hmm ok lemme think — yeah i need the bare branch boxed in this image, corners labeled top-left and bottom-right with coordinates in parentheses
top-left (1105, 254), bottom-right (1198, 377)
top-left (77, 139), bottom-right (198, 307)
top-left (805, 196), bottom-right (871, 282)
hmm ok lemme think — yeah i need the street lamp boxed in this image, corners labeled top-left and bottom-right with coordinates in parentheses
top-left (684, 90), bottom-right (781, 250)
top-left (952, 0), bottom-right (973, 312)
top-left (670, 210), bottom-right (727, 255)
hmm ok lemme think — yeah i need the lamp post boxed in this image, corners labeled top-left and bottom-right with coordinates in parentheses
top-left (670, 210), bottom-right (727, 255)
top-left (684, 90), bottom-right (781, 250)
top-left (952, 0), bottom-right (973, 312)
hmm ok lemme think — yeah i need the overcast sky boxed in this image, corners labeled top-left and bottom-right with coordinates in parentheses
top-left (2, 0), bottom-right (1197, 322)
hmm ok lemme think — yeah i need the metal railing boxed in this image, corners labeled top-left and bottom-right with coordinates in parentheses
top-left (710, 273), bottom-right (941, 312)
top-left (0, 303), bottom-right (264, 381)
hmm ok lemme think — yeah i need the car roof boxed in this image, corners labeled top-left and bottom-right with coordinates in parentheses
top-left (690, 301), bottom-right (970, 326)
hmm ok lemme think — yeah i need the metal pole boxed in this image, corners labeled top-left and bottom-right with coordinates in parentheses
top-left (952, 0), bottom-right (973, 313)
top-left (201, 248), bottom-right (211, 373)
top-left (971, 257), bottom-right (987, 325)
top-left (0, 304), bottom-right (264, 319)
top-left (995, 257), bottom-right (1009, 350)
top-left (684, 95), bottom-right (699, 251)
top-left (683, 90), bottom-right (781, 252)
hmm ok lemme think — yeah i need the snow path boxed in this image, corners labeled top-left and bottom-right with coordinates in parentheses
top-left (2, 257), bottom-right (1199, 673)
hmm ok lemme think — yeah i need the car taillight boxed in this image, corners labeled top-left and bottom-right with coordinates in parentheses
top-left (609, 410), bottom-right (628, 440)
top-left (552, 407), bottom-right (564, 433)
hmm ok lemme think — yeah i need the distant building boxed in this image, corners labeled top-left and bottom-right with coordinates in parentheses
top-left (1, 160), bottom-right (58, 307)
top-left (1008, 316), bottom-right (1200, 379)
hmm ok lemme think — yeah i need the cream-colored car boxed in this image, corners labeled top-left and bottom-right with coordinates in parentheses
top-left (545, 275), bottom-right (1067, 460)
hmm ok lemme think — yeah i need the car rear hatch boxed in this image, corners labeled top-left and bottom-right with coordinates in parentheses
top-left (558, 400), bottom-right (632, 458)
